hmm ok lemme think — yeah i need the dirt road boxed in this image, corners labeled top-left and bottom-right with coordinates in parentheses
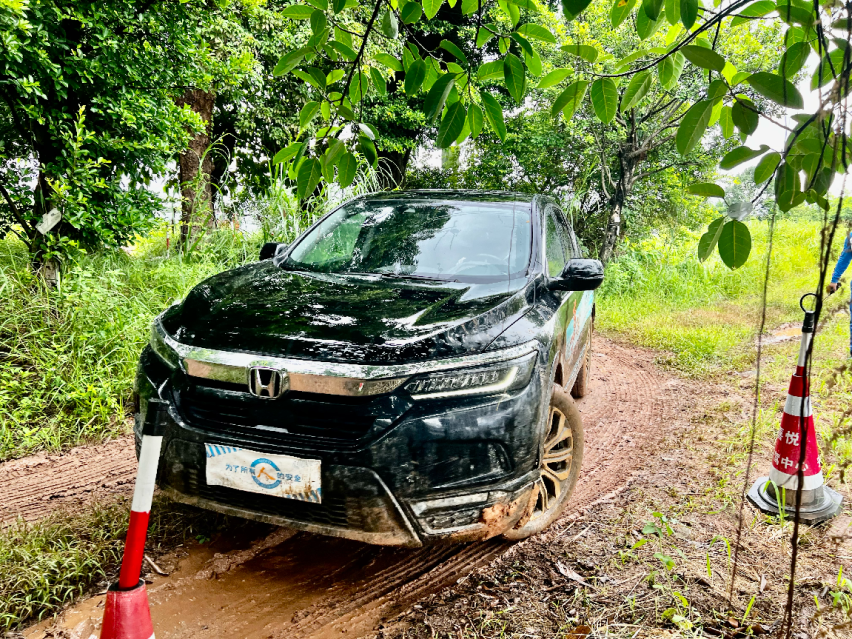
top-left (19, 338), bottom-right (697, 639)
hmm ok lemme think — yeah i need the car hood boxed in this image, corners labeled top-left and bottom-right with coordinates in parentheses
top-left (164, 261), bottom-right (532, 363)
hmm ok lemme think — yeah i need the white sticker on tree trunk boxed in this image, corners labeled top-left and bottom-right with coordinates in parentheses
top-left (36, 208), bottom-right (61, 234)
top-left (205, 444), bottom-right (322, 502)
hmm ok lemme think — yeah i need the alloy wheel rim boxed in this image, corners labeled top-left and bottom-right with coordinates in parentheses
top-left (529, 403), bottom-right (574, 522)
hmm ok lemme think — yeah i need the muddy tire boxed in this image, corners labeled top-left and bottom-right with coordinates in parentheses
top-left (503, 384), bottom-right (584, 541)
top-left (571, 342), bottom-right (591, 398)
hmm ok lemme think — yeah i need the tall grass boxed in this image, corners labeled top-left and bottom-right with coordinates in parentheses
top-left (597, 219), bottom-right (850, 375)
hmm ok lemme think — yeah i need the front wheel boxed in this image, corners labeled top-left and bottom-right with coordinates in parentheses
top-left (503, 384), bottom-right (584, 540)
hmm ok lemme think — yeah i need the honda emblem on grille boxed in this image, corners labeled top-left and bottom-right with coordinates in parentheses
top-left (247, 366), bottom-right (288, 399)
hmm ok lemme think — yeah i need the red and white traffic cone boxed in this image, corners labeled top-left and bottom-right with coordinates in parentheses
top-left (747, 296), bottom-right (843, 524)
top-left (100, 400), bottom-right (167, 639)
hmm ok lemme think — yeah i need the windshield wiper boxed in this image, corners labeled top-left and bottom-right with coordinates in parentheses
top-left (379, 272), bottom-right (456, 283)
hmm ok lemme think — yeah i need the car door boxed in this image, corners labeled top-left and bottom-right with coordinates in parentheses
top-left (548, 205), bottom-right (594, 387)
top-left (542, 205), bottom-right (573, 382)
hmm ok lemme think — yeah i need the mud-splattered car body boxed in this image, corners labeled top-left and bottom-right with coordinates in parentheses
top-left (134, 191), bottom-right (599, 546)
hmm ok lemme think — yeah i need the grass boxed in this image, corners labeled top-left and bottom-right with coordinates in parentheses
top-left (0, 228), bottom-right (258, 461)
top-left (597, 218), bottom-right (851, 376)
top-left (0, 495), bottom-right (237, 631)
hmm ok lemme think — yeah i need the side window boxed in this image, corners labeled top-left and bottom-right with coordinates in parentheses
top-left (552, 206), bottom-right (580, 259)
top-left (545, 212), bottom-right (566, 277)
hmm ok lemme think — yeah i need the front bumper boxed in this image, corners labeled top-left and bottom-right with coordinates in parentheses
top-left (134, 345), bottom-right (547, 546)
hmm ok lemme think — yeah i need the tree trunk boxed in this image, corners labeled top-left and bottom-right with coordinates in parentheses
top-left (378, 148), bottom-right (412, 188)
top-left (598, 200), bottom-right (622, 265)
top-left (177, 89), bottom-right (215, 245)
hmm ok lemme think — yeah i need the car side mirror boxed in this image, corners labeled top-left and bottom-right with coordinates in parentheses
top-left (259, 242), bottom-right (287, 261)
top-left (550, 258), bottom-right (604, 291)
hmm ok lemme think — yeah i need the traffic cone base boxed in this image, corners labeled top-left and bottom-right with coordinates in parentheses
top-left (747, 477), bottom-right (842, 524)
top-left (99, 580), bottom-right (155, 639)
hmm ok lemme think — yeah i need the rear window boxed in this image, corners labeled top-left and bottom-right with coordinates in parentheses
top-left (283, 199), bottom-right (532, 283)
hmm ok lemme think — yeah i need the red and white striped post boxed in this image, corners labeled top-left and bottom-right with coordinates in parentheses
top-left (100, 400), bottom-right (167, 639)
top-left (747, 295), bottom-right (842, 524)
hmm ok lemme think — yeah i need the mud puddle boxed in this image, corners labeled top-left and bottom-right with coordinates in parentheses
top-left (22, 338), bottom-right (699, 639)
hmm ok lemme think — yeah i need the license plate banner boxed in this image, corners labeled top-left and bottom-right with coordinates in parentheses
top-left (205, 444), bottom-right (321, 502)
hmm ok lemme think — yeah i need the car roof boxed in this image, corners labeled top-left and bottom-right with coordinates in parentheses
top-left (356, 189), bottom-right (536, 205)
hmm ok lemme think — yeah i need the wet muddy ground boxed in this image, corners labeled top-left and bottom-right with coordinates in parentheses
top-left (13, 338), bottom-right (706, 639)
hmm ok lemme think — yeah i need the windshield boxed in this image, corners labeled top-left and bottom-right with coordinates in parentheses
top-left (282, 199), bottom-right (532, 282)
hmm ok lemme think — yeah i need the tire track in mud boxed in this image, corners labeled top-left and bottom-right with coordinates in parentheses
top-left (0, 435), bottom-right (136, 526)
top-left (21, 338), bottom-right (694, 639)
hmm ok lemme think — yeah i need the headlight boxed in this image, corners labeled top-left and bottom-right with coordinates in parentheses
top-left (149, 320), bottom-right (181, 369)
top-left (404, 353), bottom-right (536, 400)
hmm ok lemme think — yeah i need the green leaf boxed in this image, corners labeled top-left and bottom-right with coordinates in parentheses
top-left (381, 8), bottom-right (398, 38)
top-left (561, 44), bottom-right (599, 62)
top-left (337, 152), bottom-right (357, 188)
top-left (499, 0), bottom-right (521, 25)
top-left (719, 105), bottom-right (734, 138)
top-left (698, 217), bottom-right (725, 262)
top-left (687, 182), bottom-right (725, 197)
top-left (481, 92), bottom-right (507, 142)
top-left (509, 0), bottom-right (540, 10)
top-left (282, 5), bottom-right (316, 19)
top-left (747, 72), bottom-right (803, 108)
top-left (537, 68), bottom-right (573, 88)
top-left (658, 52), bottom-right (685, 89)
top-left (305, 0), bottom-right (328, 9)
top-left (461, 0), bottom-right (479, 14)
top-left (311, 10), bottom-right (328, 34)
top-left (642, 0), bottom-right (664, 21)
top-left (621, 71), bottom-right (653, 111)
top-left (401, 2), bottom-right (423, 23)
top-left (503, 53), bottom-right (526, 103)
top-left (681, 45), bottom-right (726, 72)
top-left (329, 41), bottom-right (357, 61)
top-left (476, 25), bottom-right (497, 48)
top-left (811, 49), bottom-right (846, 90)
top-left (523, 47), bottom-right (542, 77)
top-left (778, 41), bottom-right (808, 78)
top-left (665, 0), bottom-right (680, 25)
top-left (467, 103), bottom-right (484, 138)
top-left (297, 158), bottom-right (322, 199)
top-left (552, 80), bottom-right (589, 119)
top-left (374, 53), bottom-right (403, 72)
top-left (732, 98), bottom-right (759, 135)
top-left (720, 144), bottom-right (769, 170)
top-left (718, 220), bottom-right (752, 269)
top-left (424, 73), bottom-right (456, 120)
top-left (754, 151), bottom-right (781, 183)
top-left (299, 101), bottom-right (321, 129)
top-left (774, 161), bottom-right (801, 211)
top-left (731, 0), bottom-right (775, 27)
top-left (439, 40), bottom-right (468, 66)
top-left (423, 0), bottom-right (443, 19)
top-left (562, 0), bottom-right (593, 21)
top-left (332, 0), bottom-right (346, 13)
top-left (273, 142), bottom-right (304, 164)
top-left (611, 0), bottom-right (637, 27)
top-left (680, 0), bottom-right (697, 28)
top-left (370, 67), bottom-right (387, 96)
top-left (405, 59), bottom-right (427, 95)
top-left (636, 6), bottom-right (665, 39)
top-left (590, 78), bottom-right (618, 123)
top-left (775, 2), bottom-right (814, 26)
top-left (359, 135), bottom-right (377, 166)
top-left (437, 102), bottom-right (467, 148)
top-left (323, 139), bottom-right (345, 167)
top-left (349, 71), bottom-right (370, 103)
top-left (676, 100), bottom-right (713, 155)
top-left (517, 24), bottom-right (557, 43)
top-left (273, 49), bottom-right (307, 77)
top-left (477, 60), bottom-right (505, 81)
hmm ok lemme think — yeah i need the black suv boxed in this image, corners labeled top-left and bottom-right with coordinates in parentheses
top-left (135, 191), bottom-right (603, 546)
